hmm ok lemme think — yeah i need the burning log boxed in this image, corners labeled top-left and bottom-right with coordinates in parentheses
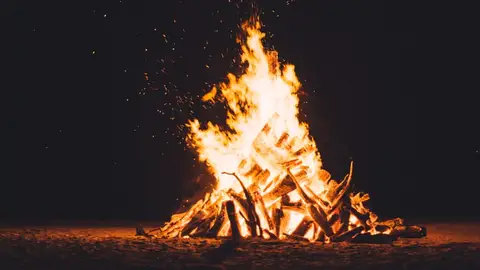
top-left (328, 213), bottom-right (340, 226)
top-left (263, 174), bottom-right (296, 202)
top-left (222, 172), bottom-right (262, 237)
top-left (181, 206), bottom-right (217, 237)
top-left (281, 194), bottom-right (291, 204)
top-left (244, 163), bottom-right (262, 178)
top-left (284, 136), bottom-right (297, 151)
top-left (282, 205), bottom-right (305, 214)
top-left (238, 211), bottom-right (250, 224)
top-left (226, 189), bottom-right (248, 214)
top-left (310, 224), bottom-right (321, 242)
top-left (263, 229), bottom-right (278, 239)
top-left (225, 200), bottom-right (241, 242)
top-left (135, 226), bottom-right (152, 238)
top-left (282, 201), bottom-right (304, 208)
top-left (252, 188), bottom-right (274, 230)
top-left (349, 206), bottom-right (370, 229)
top-left (283, 233), bottom-right (309, 242)
top-left (293, 144), bottom-right (315, 157)
top-left (331, 226), bottom-right (364, 242)
top-left (287, 168), bottom-right (334, 237)
top-left (316, 230), bottom-right (326, 242)
top-left (293, 169), bottom-right (309, 180)
top-left (391, 225), bottom-right (427, 238)
top-left (262, 174), bottom-right (279, 194)
top-left (275, 131), bottom-right (290, 148)
top-left (338, 204), bottom-right (351, 234)
top-left (205, 202), bottom-right (227, 238)
top-left (251, 114), bottom-right (279, 158)
top-left (287, 168), bottom-right (314, 205)
top-left (159, 194), bottom-right (211, 238)
top-left (256, 169), bottom-right (271, 186)
top-left (377, 218), bottom-right (404, 228)
top-left (329, 161), bottom-right (354, 211)
top-left (272, 207), bottom-right (284, 237)
top-left (292, 217), bottom-right (313, 236)
top-left (304, 185), bottom-right (330, 210)
top-left (262, 113), bottom-right (279, 134)
top-left (279, 159), bottom-right (302, 169)
top-left (374, 225), bottom-right (391, 233)
top-left (318, 169), bottom-right (331, 182)
top-left (306, 203), bottom-right (334, 237)
top-left (237, 159), bottom-right (247, 171)
top-left (323, 180), bottom-right (338, 202)
top-left (192, 214), bottom-right (217, 237)
top-left (181, 215), bottom-right (203, 236)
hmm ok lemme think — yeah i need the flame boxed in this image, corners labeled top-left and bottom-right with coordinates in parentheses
top-left (201, 86), bottom-right (217, 103)
top-left (187, 18), bottom-right (321, 194)
top-left (159, 17), bottom-right (401, 242)
top-left (185, 18), bottom-right (326, 236)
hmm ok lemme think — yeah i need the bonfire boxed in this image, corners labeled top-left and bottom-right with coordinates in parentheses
top-left (156, 17), bottom-right (425, 243)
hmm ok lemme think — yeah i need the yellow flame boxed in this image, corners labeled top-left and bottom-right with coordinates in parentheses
top-left (160, 17), bottom-right (392, 241)
top-left (186, 18), bottom-right (322, 194)
top-left (201, 86), bottom-right (217, 103)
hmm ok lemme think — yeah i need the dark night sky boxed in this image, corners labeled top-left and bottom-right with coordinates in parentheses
top-left (6, 1), bottom-right (479, 222)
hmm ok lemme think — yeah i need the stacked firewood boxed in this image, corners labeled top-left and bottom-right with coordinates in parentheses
top-left (157, 114), bottom-right (426, 243)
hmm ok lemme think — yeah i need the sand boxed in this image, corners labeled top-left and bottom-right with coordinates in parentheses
top-left (0, 222), bottom-right (479, 269)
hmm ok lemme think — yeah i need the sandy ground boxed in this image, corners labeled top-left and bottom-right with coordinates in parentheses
top-left (0, 222), bottom-right (479, 270)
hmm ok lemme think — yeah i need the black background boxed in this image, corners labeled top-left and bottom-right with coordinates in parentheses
top-left (6, 1), bottom-right (479, 223)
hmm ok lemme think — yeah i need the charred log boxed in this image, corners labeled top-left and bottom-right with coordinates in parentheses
top-left (287, 168), bottom-right (334, 237)
top-left (392, 225), bottom-right (427, 238)
top-left (316, 230), bottom-right (326, 242)
top-left (374, 225), bottom-right (391, 233)
top-left (253, 189), bottom-right (274, 230)
top-left (328, 213), bottom-right (340, 226)
top-left (283, 233), bottom-right (309, 242)
top-left (349, 206), bottom-right (370, 229)
top-left (191, 214), bottom-right (216, 237)
top-left (329, 161), bottom-right (354, 211)
top-left (205, 202), bottom-right (227, 238)
top-left (226, 189), bottom-right (248, 214)
top-left (350, 233), bottom-right (398, 244)
top-left (292, 217), bottom-right (313, 236)
top-left (263, 229), bottom-right (278, 239)
top-left (263, 174), bottom-right (296, 202)
top-left (337, 204), bottom-right (351, 234)
top-left (272, 207), bottom-right (284, 237)
top-left (287, 168), bottom-right (315, 204)
top-left (331, 226), bottom-right (364, 242)
top-left (225, 200), bottom-right (241, 242)
top-left (222, 172), bottom-right (262, 237)
top-left (306, 203), bottom-right (334, 237)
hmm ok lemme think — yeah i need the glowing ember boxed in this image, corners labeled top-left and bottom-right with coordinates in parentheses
top-left (157, 17), bottom-right (424, 243)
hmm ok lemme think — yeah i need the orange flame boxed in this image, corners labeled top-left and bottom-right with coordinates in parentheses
top-left (159, 17), bottom-right (397, 242)
top-left (187, 18), bottom-right (322, 195)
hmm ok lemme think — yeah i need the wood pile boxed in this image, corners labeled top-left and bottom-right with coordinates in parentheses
top-left (156, 115), bottom-right (426, 243)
